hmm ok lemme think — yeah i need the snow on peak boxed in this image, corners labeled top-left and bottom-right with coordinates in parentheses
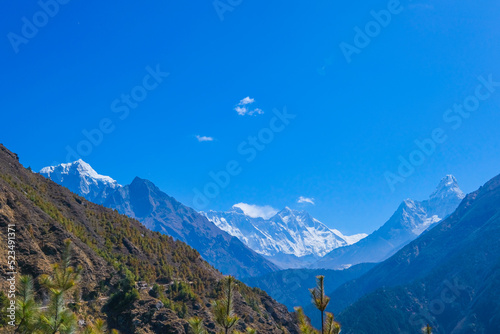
top-left (203, 206), bottom-right (367, 259)
top-left (40, 160), bottom-right (120, 203)
top-left (429, 175), bottom-right (465, 200)
top-left (40, 160), bottom-right (118, 185)
top-left (331, 229), bottom-right (368, 245)
top-left (229, 206), bottom-right (245, 215)
top-left (403, 198), bottom-right (417, 209)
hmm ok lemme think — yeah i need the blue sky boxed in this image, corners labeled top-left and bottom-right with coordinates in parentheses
top-left (2, 0), bottom-right (500, 234)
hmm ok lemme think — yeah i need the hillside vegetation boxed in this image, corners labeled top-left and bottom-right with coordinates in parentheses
top-left (0, 144), bottom-right (298, 334)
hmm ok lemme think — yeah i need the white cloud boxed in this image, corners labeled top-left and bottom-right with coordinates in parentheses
top-left (233, 203), bottom-right (279, 220)
top-left (235, 106), bottom-right (248, 116)
top-left (234, 96), bottom-right (264, 116)
top-left (239, 96), bottom-right (255, 105)
top-left (250, 108), bottom-right (264, 115)
top-left (196, 135), bottom-right (214, 142)
top-left (297, 196), bottom-right (315, 205)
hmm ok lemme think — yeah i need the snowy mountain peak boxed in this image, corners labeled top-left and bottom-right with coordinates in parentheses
top-left (40, 160), bottom-right (120, 204)
top-left (311, 175), bottom-right (466, 270)
top-left (424, 175), bottom-right (465, 219)
top-left (277, 206), bottom-right (295, 217)
top-left (229, 205), bottom-right (245, 215)
top-left (203, 206), bottom-right (367, 265)
top-left (403, 198), bottom-right (417, 209)
top-left (429, 175), bottom-right (465, 200)
top-left (40, 160), bottom-right (118, 186)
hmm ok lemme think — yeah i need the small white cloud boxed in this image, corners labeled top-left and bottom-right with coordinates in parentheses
top-left (250, 108), bottom-right (264, 115)
top-left (297, 196), bottom-right (315, 205)
top-left (196, 135), bottom-right (214, 142)
top-left (233, 203), bottom-right (279, 219)
top-left (239, 96), bottom-right (255, 105)
top-left (234, 96), bottom-right (264, 116)
top-left (235, 106), bottom-right (248, 116)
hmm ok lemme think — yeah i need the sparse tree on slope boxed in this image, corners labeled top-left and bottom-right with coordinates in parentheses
top-left (38, 239), bottom-right (82, 334)
top-left (82, 318), bottom-right (119, 334)
top-left (213, 276), bottom-right (240, 334)
top-left (295, 307), bottom-right (318, 334)
top-left (294, 307), bottom-right (340, 334)
top-left (295, 275), bottom-right (340, 334)
top-left (309, 276), bottom-right (330, 334)
top-left (189, 276), bottom-right (256, 334)
top-left (15, 275), bottom-right (39, 333)
top-left (323, 313), bottom-right (340, 334)
top-left (188, 317), bottom-right (208, 334)
top-left (15, 240), bottom-right (118, 334)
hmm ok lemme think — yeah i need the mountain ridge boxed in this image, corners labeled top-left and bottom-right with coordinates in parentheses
top-left (0, 144), bottom-right (299, 334)
top-left (202, 206), bottom-right (367, 269)
top-left (310, 175), bottom-right (465, 270)
top-left (40, 160), bottom-right (279, 278)
top-left (329, 172), bottom-right (500, 333)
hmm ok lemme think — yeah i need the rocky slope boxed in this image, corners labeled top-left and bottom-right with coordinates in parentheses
top-left (40, 160), bottom-right (279, 279)
top-left (0, 144), bottom-right (298, 334)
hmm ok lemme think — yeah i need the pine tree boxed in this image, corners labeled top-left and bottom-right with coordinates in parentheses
top-left (189, 276), bottom-right (256, 334)
top-left (82, 318), bottom-right (119, 334)
top-left (233, 329), bottom-right (257, 334)
top-left (188, 317), bottom-right (208, 334)
top-left (38, 240), bottom-right (82, 334)
top-left (15, 275), bottom-right (39, 333)
top-left (324, 313), bottom-right (340, 334)
top-left (213, 276), bottom-right (239, 334)
top-left (296, 276), bottom-right (340, 334)
top-left (13, 241), bottom-right (117, 334)
top-left (294, 307), bottom-right (318, 334)
top-left (309, 276), bottom-right (330, 334)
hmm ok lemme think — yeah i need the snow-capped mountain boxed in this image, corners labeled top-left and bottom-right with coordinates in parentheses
top-left (202, 207), bottom-right (367, 268)
top-left (310, 175), bottom-right (466, 269)
top-left (40, 161), bottom-right (279, 278)
top-left (40, 160), bottom-right (120, 204)
top-left (423, 174), bottom-right (465, 218)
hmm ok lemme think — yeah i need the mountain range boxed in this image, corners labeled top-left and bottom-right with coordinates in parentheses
top-left (324, 172), bottom-right (500, 333)
top-left (40, 160), bottom-right (466, 275)
top-left (203, 207), bottom-right (367, 268)
top-left (5, 143), bottom-right (500, 333)
top-left (310, 175), bottom-right (465, 269)
top-left (0, 144), bottom-right (299, 334)
top-left (40, 159), bottom-right (278, 278)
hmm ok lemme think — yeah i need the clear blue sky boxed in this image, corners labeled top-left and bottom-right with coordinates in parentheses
top-left (2, 0), bottom-right (500, 234)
